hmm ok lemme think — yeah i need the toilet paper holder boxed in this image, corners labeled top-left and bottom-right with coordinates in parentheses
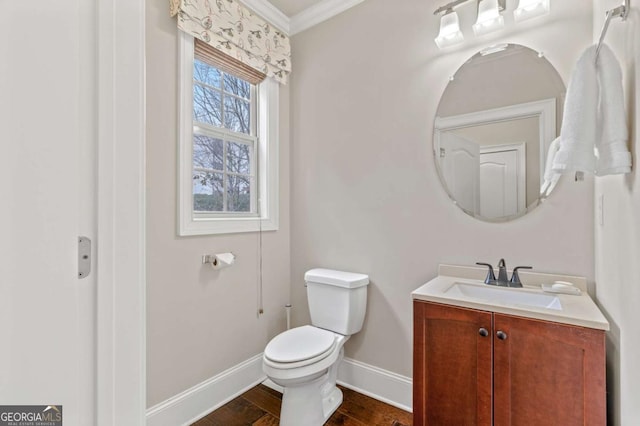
top-left (202, 252), bottom-right (236, 269)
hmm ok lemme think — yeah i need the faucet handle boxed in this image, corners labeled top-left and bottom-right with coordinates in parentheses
top-left (510, 266), bottom-right (533, 287)
top-left (476, 262), bottom-right (496, 284)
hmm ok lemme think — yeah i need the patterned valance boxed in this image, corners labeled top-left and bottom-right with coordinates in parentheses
top-left (170, 0), bottom-right (291, 84)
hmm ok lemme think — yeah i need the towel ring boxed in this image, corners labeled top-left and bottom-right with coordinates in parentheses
top-left (595, 0), bottom-right (629, 62)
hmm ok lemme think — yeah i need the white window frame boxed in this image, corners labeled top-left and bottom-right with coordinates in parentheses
top-left (178, 32), bottom-right (279, 236)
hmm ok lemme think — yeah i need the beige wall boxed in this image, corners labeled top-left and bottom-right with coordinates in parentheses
top-left (593, 0), bottom-right (640, 424)
top-left (289, 0), bottom-right (595, 378)
top-left (145, 0), bottom-right (291, 407)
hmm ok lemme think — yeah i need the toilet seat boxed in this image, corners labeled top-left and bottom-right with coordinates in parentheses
top-left (264, 326), bottom-right (337, 369)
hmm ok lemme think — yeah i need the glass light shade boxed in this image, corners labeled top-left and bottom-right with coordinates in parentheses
top-left (472, 0), bottom-right (505, 36)
top-left (514, 0), bottom-right (550, 22)
top-left (435, 11), bottom-right (464, 49)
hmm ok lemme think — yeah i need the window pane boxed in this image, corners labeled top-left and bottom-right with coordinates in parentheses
top-left (193, 84), bottom-right (222, 126)
top-left (193, 171), bottom-right (223, 212)
top-left (223, 96), bottom-right (250, 134)
top-left (194, 60), bottom-right (221, 88)
top-left (223, 73), bottom-right (250, 100)
top-left (194, 135), bottom-right (223, 171)
top-left (227, 141), bottom-right (252, 174)
top-left (227, 175), bottom-right (251, 212)
top-left (189, 60), bottom-right (259, 220)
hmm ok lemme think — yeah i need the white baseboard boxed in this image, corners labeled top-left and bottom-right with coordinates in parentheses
top-left (147, 354), bottom-right (412, 426)
top-left (337, 357), bottom-right (413, 412)
top-left (146, 354), bottom-right (266, 426)
top-left (261, 378), bottom-right (283, 393)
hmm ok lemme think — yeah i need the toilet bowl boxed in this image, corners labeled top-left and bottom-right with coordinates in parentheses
top-left (262, 268), bottom-right (369, 426)
top-left (263, 326), bottom-right (347, 425)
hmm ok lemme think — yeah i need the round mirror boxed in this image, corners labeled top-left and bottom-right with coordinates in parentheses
top-left (434, 44), bottom-right (566, 222)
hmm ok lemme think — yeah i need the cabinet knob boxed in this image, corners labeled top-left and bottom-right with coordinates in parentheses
top-left (478, 328), bottom-right (489, 337)
top-left (496, 330), bottom-right (508, 340)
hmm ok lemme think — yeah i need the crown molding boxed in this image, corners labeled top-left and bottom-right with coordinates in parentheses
top-left (241, 0), bottom-right (291, 34)
top-left (241, 0), bottom-right (368, 36)
top-left (290, 0), bottom-right (367, 35)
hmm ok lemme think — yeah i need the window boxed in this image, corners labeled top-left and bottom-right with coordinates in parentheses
top-left (192, 61), bottom-right (256, 214)
top-left (178, 34), bottom-right (279, 235)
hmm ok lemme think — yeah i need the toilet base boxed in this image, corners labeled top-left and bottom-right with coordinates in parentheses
top-left (276, 348), bottom-right (345, 426)
top-left (322, 384), bottom-right (343, 420)
top-left (279, 378), bottom-right (343, 426)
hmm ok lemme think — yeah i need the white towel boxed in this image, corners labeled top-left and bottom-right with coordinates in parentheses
top-left (552, 46), bottom-right (598, 174)
top-left (595, 44), bottom-right (631, 175)
top-left (552, 44), bottom-right (631, 176)
top-left (540, 137), bottom-right (561, 197)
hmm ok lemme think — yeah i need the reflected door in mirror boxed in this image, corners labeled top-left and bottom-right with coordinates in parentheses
top-left (440, 132), bottom-right (480, 214)
top-left (479, 144), bottom-right (526, 217)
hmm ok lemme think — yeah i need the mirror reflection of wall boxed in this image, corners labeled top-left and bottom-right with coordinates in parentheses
top-left (434, 44), bottom-right (566, 222)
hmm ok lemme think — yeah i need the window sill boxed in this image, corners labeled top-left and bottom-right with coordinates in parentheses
top-left (178, 214), bottom-right (278, 236)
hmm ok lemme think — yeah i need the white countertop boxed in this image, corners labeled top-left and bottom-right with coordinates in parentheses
top-left (412, 268), bottom-right (610, 331)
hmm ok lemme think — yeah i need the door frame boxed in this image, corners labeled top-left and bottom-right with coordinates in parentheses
top-left (97, 0), bottom-right (146, 424)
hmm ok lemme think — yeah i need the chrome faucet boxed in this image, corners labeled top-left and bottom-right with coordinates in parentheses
top-left (476, 260), bottom-right (532, 287)
top-left (497, 258), bottom-right (509, 286)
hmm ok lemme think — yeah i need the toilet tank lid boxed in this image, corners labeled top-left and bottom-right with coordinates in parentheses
top-left (304, 268), bottom-right (369, 288)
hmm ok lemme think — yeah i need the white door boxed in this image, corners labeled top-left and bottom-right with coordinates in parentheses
top-left (439, 133), bottom-right (480, 214)
top-left (479, 145), bottom-right (526, 218)
top-left (0, 1), bottom-right (96, 424)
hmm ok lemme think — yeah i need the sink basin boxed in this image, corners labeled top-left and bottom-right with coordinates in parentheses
top-left (444, 282), bottom-right (563, 311)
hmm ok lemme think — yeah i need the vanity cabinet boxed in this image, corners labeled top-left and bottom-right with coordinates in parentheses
top-left (413, 300), bottom-right (606, 425)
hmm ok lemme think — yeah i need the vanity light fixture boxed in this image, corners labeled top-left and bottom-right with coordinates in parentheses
top-left (433, 0), bottom-right (552, 49)
top-left (514, 0), bottom-right (551, 22)
top-left (472, 0), bottom-right (505, 36)
top-left (435, 8), bottom-right (465, 48)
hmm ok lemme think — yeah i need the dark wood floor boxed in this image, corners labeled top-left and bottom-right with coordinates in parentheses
top-left (192, 384), bottom-right (412, 426)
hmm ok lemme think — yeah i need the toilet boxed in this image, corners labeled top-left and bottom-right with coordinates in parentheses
top-left (263, 268), bottom-right (369, 426)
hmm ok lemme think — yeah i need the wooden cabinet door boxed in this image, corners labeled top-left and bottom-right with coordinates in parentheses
top-left (493, 314), bottom-right (606, 426)
top-left (414, 301), bottom-right (493, 426)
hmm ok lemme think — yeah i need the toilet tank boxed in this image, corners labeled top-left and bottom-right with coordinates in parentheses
top-left (304, 268), bottom-right (369, 335)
